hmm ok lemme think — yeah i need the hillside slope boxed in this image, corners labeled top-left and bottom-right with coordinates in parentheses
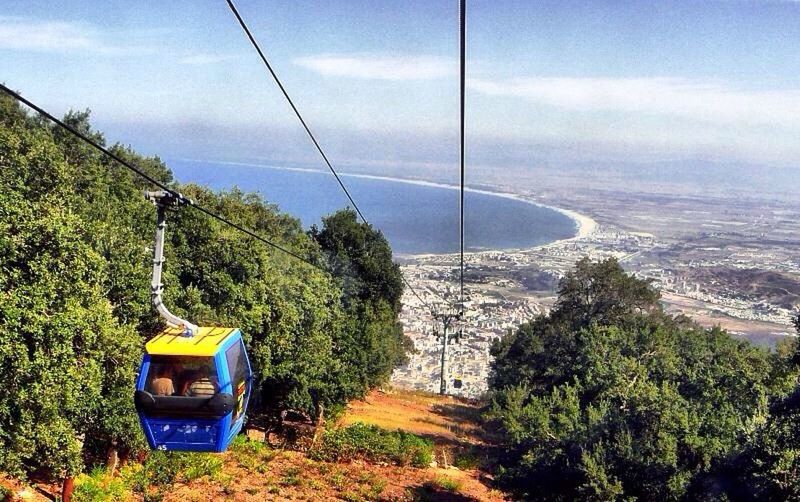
top-left (1, 390), bottom-right (505, 502)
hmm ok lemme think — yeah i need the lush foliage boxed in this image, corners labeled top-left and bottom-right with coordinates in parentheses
top-left (72, 452), bottom-right (223, 501)
top-left (310, 422), bottom-right (434, 467)
top-left (488, 257), bottom-right (798, 500)
top-left (73, 467), bottom-right (131, 502)
top-left (721, 323), bottom-right (800, 499)
top-left (0, 100), bottom-right (146, 477)
top-left (311, 208), bottom-right (404, 312)
top-left (311, 209), bottom-right (412, 404)
top-left (0, 96), bottom-right (408, 479)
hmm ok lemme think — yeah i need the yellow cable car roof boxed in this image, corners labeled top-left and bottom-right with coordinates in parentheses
top-left (145, 326), bottom-right (239, 357)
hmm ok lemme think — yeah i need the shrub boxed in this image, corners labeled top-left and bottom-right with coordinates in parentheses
top-left (126, 451), bottom-right (223, 493)
top-left (181, 454), bottom-right (223, 482)
top-left (431, 476), bottom-right (462, 492)
top-left (310, 422), bottom-right (433, 467)
top-left (453, 449), bottom-right (481, 470)
top-left (73, 467), bottom-right (131, 502)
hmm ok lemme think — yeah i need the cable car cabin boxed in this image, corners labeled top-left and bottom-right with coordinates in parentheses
top-left (135, 326), bottom-right (252, 452)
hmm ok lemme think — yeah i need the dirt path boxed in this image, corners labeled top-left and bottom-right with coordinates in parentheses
top-left (341, 389), bottom-right (504, 501)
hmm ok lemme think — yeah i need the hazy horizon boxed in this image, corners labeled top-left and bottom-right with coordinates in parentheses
top-left (4, 0), bottom-right (800, 198)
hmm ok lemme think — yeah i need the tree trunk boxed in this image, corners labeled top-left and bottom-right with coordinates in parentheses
top-left (311, 403), bottom-right (325, 447)
top-left (106, 441), bottom-right (119, 476)
top-left (62, 476), bottom-right (74, 502)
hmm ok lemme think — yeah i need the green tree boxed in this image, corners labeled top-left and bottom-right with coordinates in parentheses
top-left (0, 95), bottom-right (411, 483)
top-left (487, 258), bottom-right (779, 500)
top-left (311, 209), bottom-right (410, 398)
top-left (0, 97), bottom-right (143, 477)
top-left (713, 315), bottom-right (800, 500)
top-left (311, 208), bottom-right (404, 312)
top-left (491, 257), bottom-right (661, 392)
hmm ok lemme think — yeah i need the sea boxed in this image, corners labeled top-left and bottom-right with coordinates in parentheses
top-left (168, 160), bottom-right (577, 255)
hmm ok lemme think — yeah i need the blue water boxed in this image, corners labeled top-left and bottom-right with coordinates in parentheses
top-left (168, 160), bottom-right (576, 255)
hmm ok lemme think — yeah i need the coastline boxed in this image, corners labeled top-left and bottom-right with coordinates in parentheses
top-left (191, 159), bottom-right (599, 248)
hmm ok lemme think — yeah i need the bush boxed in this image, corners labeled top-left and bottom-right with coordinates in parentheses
top-left (127, 451), bottom-right (222, 493)
top-left (310, 423), bottom-right (433, 467)
top-left (229, 435), bottom-right (275, 471)
top-left (453, 450), bottom-right (481, 470)
top-left (73, 467), bottom-right (131, 502)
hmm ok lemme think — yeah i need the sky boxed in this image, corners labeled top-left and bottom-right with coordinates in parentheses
top-left (3, 0), bottom-right (800, 192)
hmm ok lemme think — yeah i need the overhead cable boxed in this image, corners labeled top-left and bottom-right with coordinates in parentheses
top-left (224, 0), bottom-right (437, 310)
top-left (225, 0), bottom-right (367, 224)
top-left (0, 83), bottom-right (328, 274)
top-left (459, 0), bottom-right (467, 309)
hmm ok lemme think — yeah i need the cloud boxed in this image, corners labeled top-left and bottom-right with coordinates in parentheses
top-left (469, 76), bottom-right (800, 128)
top-left (0, 16), bottom-right (133, 55)
top-left (294, 54), bottom-right (454, 80)
top-left (178, 54), bottom-right (238, 65)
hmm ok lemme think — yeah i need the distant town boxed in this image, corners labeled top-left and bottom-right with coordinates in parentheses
top-left (391, 183), bottom-right (800, 399)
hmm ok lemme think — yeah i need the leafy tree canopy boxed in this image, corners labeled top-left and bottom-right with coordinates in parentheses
top-left (487, 257), bottom-right (797, 500)
top-left (0, 94), bottom-right (409, 479)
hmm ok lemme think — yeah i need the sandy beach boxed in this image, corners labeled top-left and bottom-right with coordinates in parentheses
top-left (207, 160), bottom-right (599, 244)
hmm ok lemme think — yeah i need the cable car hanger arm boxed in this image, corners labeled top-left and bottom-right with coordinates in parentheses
top-left (145, 190), bottom-right (198, 337)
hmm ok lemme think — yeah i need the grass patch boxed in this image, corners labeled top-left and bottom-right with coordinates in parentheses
top-left (453, 450), bottom-right (481, 470)
top-left (310, 422), bottom-right (434, 467)
top-left (341, 491), bottom-right (364, 502)
top-left (330, 471), bottom-right (347, 490)
top-left (430, 476), bottom-right (462, 492)
top-left (366, 478), bottom-right (387, 499)
top-left (281, 466), bottom-right (302, 487)
top-left (358, 471), bottom-right (376, 484)
top-left (229, 434), bottom-right (275, 471)
top-left (355, 471), bottom-right (387, 500)
top-left (230, 434), bottom-right (266, 456)
top-left (182, 454), bottom-right (224, 482)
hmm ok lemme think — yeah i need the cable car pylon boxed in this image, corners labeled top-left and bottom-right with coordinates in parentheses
top-left (432, 306), bottom-right (463, 395)
top-left (435, 0), bottom-right (469, 397)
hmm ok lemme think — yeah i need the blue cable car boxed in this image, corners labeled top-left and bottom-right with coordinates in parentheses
top-left (135, 326), bottom-right (252, 452)
top-left (134, 190), bottom-right (253, 452)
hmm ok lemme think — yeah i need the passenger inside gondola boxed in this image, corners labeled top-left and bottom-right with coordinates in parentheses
top-left (150, 365), bottom-right (175, 396)
top-left (186, 365), bottom-right (218, 397)
top-left (147, 356), bottom-right (218, 398)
